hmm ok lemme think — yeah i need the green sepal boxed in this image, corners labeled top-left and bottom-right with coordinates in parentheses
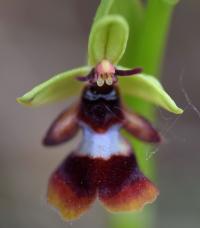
top-left (119, 73), bottom-right (183, 114)
top-left (88, 15), bottom-right (129, 66)
top-left (94, 0), bottom-right (114, 22)
top-left (17, 66), bottom-right (90, 107)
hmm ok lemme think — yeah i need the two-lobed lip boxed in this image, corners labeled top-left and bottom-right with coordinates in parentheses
top-left (48, 152), bottom-right (159, 221)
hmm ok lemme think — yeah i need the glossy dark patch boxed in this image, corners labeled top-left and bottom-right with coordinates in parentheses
top-left (78, 85), bottom-right (124, 132)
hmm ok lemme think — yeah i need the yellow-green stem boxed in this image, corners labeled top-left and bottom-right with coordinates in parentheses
top-left (109, 0), bottom-right (179, 228)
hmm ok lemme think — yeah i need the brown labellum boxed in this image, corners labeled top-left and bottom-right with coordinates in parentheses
top-left (44, 84), bottom-right (161, 220)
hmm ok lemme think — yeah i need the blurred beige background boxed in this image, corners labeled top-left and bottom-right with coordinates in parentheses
top-left (0, 0), bottom-right (199, 228)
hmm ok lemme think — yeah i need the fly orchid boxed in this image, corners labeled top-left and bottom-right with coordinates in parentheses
top-left (17, 15), bottom-right (183, 221)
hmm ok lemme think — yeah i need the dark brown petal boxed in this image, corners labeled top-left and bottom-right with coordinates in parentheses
top-left (43, 105), bottom-right (79, 146)
top-left (122, 109), bottom-right (161, 143)
top-left (47, 154), bottom-right (97, 220)
top-left (115, 67), bottom-right (143, 76)
top-left (76, 76), bottom-right (90, 81)
top-left (98, 152), bottom-right (159, 212)
top-left (76, 69), bottom-right (95, 82)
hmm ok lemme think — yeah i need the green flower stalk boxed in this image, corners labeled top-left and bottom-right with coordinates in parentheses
top-left (96, 1), bottom-right (181, 228)
top-left (17, 0), bottom-right (182, 227)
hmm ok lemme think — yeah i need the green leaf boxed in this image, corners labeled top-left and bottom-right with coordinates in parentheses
top-left (17, 66), bottom-right (90, 107)
top-left (119, 73), bottom-right (183, 114)
top-left (88, 15), bottom-right (129, 66)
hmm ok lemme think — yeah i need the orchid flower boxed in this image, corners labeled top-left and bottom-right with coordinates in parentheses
top-left (17, 14), bottom-right (183, 221)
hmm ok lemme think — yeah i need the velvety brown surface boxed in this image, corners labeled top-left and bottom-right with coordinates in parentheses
top-left (50, 152), bottom-right (147, 198)
top-left (48, 152), bottom-right (158, 219)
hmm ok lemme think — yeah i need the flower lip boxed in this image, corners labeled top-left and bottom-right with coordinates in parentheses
top-left (76, 59), bottom-right (143, 87)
